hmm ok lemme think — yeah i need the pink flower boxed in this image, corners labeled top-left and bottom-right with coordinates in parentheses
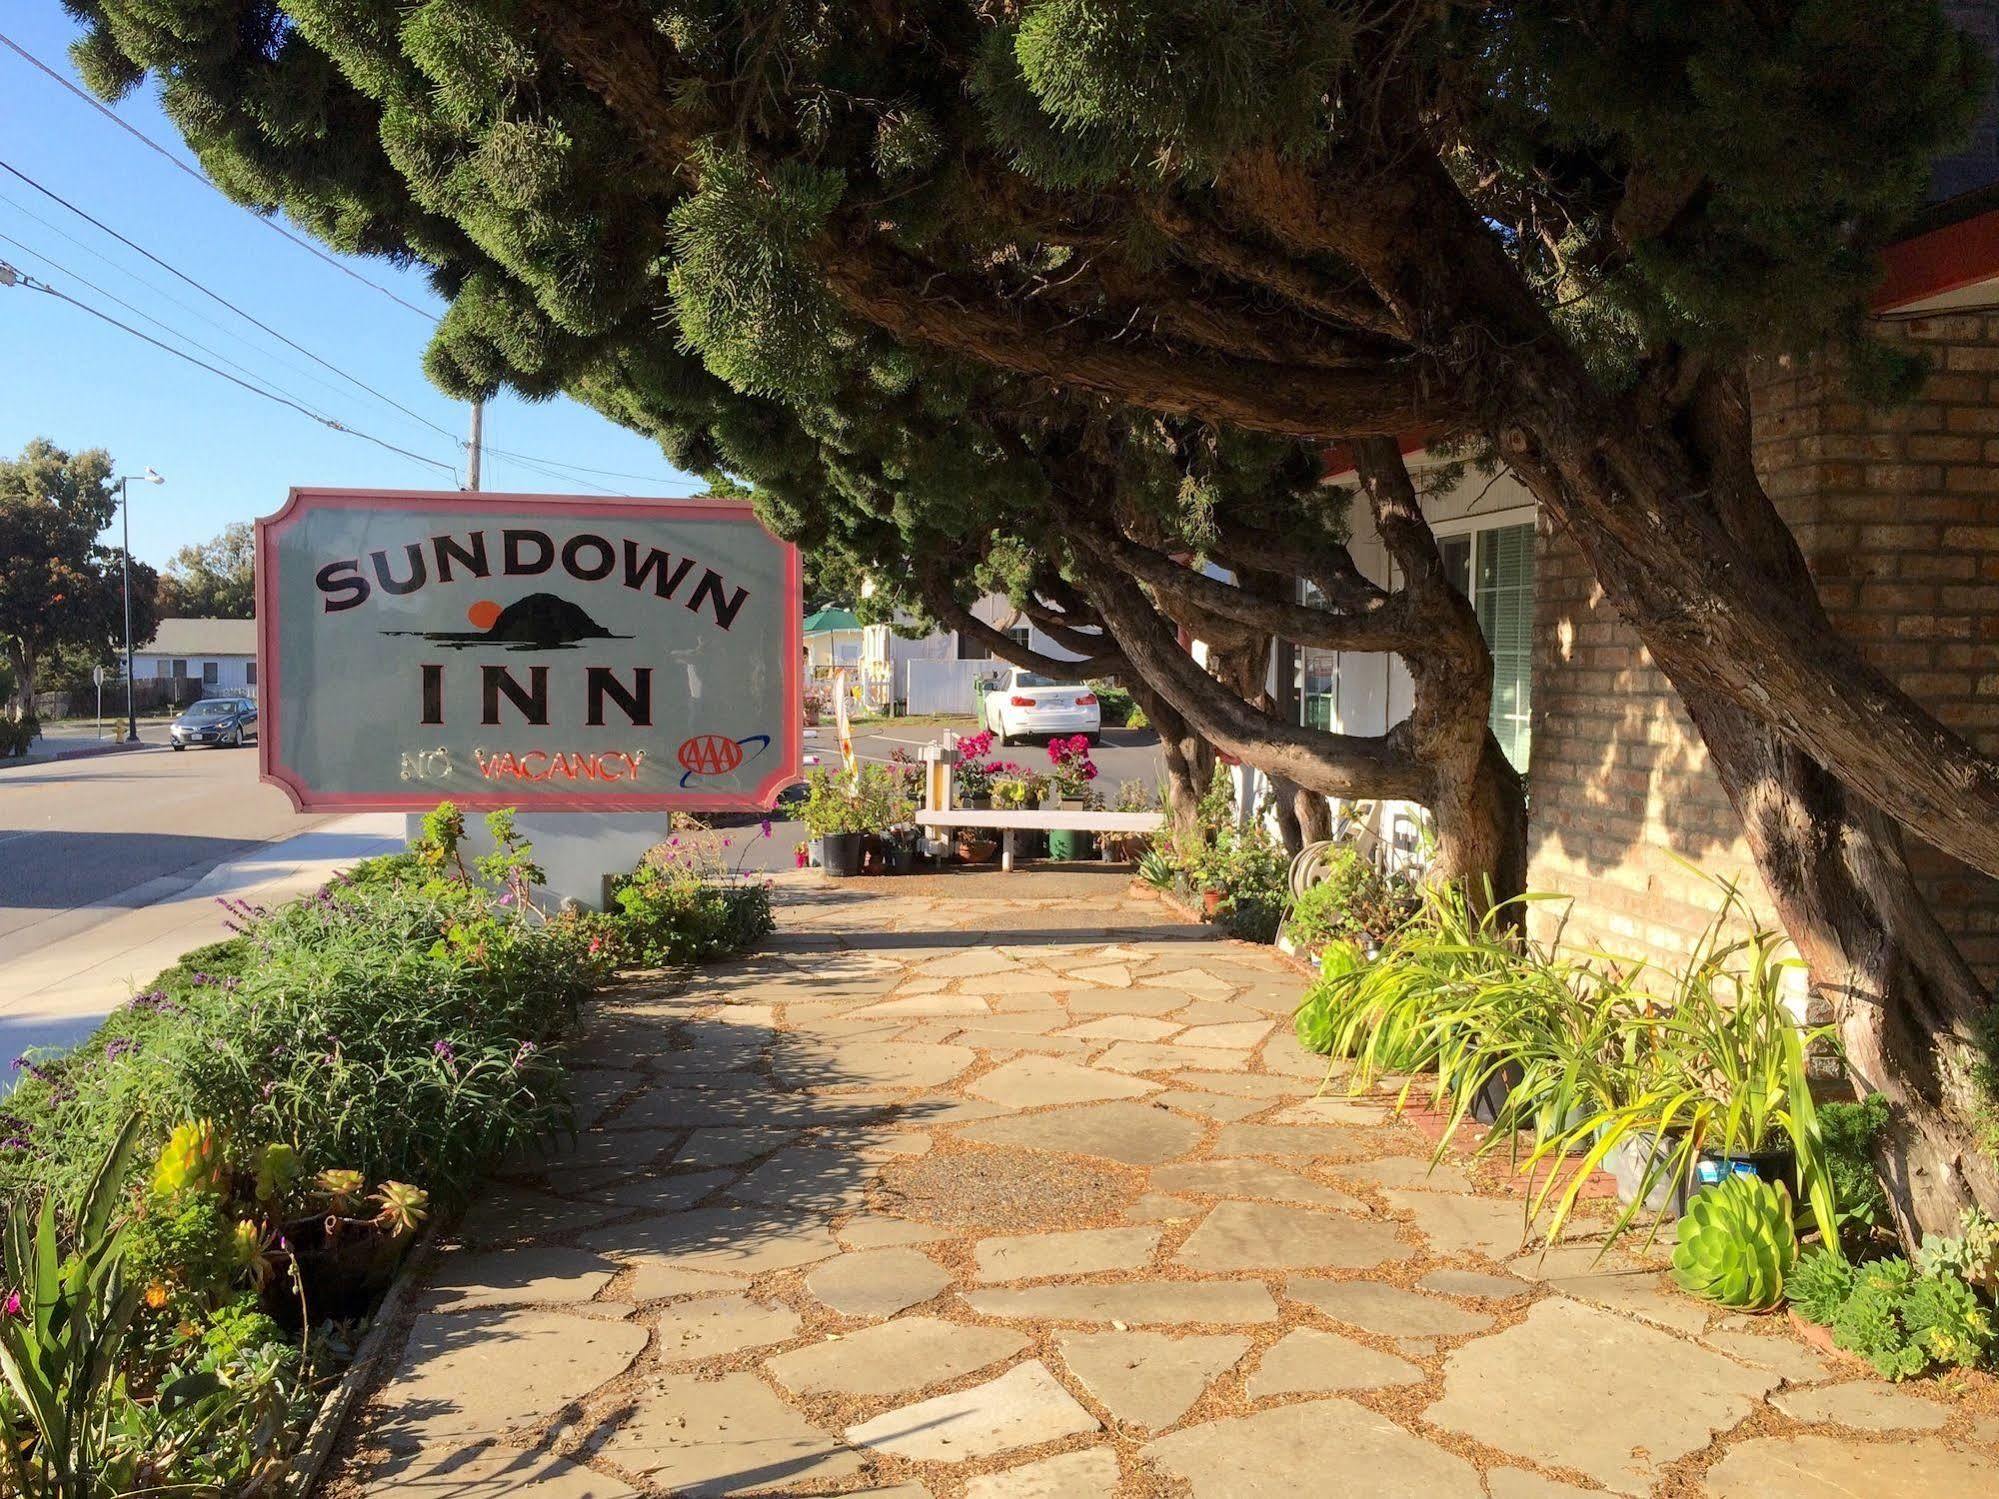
top-left (2, 1291), bottom-right (20, 1318)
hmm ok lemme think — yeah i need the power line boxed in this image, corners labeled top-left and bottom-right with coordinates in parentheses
top-left (481, 447), bottom-right (625, 497)
top-left (0, 229), bottom-right (364, 425)
top-left (0, 186), bottom-right (465, 440)
top-left (477, 443), bottom-right (715, 488)
top-left (0, 123), bottom-right (711, 495)
top-left (0, 155), bottom-right (465, 446)
top-left (0, 28), bottom-right (437, 322)
top-left (0, 260), bottom-right (460, 480)
top-left (0, 160), bottom-right (707, 496)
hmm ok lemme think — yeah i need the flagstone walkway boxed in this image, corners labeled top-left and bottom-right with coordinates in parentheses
top-left (330, 874), bottom-right (1999, 1497)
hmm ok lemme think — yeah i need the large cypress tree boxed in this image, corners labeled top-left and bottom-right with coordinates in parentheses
top-left (64, 0), bottom-right (1999, 1238)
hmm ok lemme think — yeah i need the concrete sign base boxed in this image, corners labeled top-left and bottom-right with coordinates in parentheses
top-left (409, 812), bottom-right (666, 911)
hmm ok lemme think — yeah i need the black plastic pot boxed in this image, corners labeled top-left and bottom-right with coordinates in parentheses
top-left (820, 832), bottom-right (866, 877)
top-left (1606, 1132), bottom-right (1797, 1217)
top-left (879, 838), bottom-right (915, 874)
top-left (1464, 1060), bottom-right (1524, 1125)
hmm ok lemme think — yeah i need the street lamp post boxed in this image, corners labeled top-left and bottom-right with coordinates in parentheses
top-left (116, 468), bottom-right (164, 743)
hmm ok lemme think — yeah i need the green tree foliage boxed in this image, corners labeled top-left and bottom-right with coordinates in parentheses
top-left (0, 439), bottom-right (159, 719)
top-left (158, 522), bottom-right (255, 619)
top-left (63, 3), bottom-right (1999, 1244)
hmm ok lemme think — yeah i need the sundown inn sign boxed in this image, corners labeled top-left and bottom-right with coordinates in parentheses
top-left (256, 489), bottom-right (802, 811)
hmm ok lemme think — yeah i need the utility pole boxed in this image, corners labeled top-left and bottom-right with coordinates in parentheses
top-left (466, 398), bottom-right (484, 492)
top-left (115, 468), bottom-right (164, 742)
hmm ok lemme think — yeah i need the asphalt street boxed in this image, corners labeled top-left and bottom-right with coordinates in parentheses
top-left (0, 732), bottom-right (341, 961)
top-left (0, 718), bottom-right (1165, 963)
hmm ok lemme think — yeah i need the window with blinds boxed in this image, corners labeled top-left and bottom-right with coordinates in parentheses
top-left (1474, 523), bottom-right (1535, 770)
top-left (1291, 523), bottom-right (1534, 772)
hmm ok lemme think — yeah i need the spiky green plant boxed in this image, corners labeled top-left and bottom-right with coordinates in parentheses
top-left (1671, 1174), bottom-right (1798, 1310)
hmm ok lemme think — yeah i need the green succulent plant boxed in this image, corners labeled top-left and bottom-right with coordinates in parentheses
top-left (1786, 1247), bottom-right (1856, 1324)
top-left (151, 1119), bottom-right (228, 1199)
top-left (1670, 1174), bottom-right (1797, 1310)
top-left (1918, 1207), bottom-right (1999, 1294)
top-left (253, 1142), bottom-right (302, 1205)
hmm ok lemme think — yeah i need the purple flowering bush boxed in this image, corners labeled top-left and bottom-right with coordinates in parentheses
top-left (0, 837), bottom-right (607, 1222)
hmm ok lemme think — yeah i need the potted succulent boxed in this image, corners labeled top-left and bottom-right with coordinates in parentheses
top-left (991, 768), bottom-right (1049, 858)
top-left (1104, 780), bottom-right (1158, 861)
top-left (956, 827), bottom-right (1001, 864)
top-left (876, 822), bottom-right (919, 874)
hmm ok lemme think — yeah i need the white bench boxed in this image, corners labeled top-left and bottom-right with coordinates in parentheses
top-left (916, 809), bottom-right (1165, 872)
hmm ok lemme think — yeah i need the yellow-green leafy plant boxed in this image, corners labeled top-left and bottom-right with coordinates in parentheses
top-left (1671, 1174), bottom-right (1798, 1310)
top-left (253, 1142), bottom-right (301, 1206)
top-left (373, 1181), bottom-right (430, 1237)
top-left (311, 1169), bottom-right (366, 1214)
top-left (151, 1119), bottom-right (227, 1199)
top-left (231, 1218), bottom-right (280, 1291)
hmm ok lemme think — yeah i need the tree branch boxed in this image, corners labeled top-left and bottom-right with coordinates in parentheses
top-left (916, 562), bottom-right (1124, 679)
top-left (1072, 518), bottom-right (1426, 654)
top-left (820, 244), bottom-right (1443, 439)
top-left (1070, 552), bottom-right (1428, 801)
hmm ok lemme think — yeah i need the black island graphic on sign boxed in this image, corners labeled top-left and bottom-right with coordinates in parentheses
top-left (384, 592), bottom-right (629, 651)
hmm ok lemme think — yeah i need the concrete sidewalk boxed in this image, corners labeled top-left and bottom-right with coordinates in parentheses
top-left (2, 720), bottom-right (175, 766)
top-left (0, 813), bottom-right (403, 1062)
top-left (333, 875), bottom-right (1999, 1498)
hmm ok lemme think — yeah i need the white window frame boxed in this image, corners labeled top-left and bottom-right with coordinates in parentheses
top-left (1294, 502), bottom-right (1537, 765)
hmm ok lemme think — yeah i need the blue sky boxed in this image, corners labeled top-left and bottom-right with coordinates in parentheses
top-left (0, 12), bottom-right (704, 571)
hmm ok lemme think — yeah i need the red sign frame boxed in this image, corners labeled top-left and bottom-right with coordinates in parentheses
top-left (255, 487), bottom-right (804, 812)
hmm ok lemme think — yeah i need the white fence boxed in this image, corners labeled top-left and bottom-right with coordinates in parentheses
top-left (904, 659), bottom-right (1000, 716)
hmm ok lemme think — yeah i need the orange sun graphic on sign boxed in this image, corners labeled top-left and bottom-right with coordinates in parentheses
top-left (465, 599), bottom-right (503, 630)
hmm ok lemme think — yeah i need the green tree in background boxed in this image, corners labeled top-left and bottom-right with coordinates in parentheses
top-left (62, 1), bottom-right (1999, 1241)
top-left (0, 438), bottom-right (159, 721)
top-left (158, 521), bottom-right (255, 619)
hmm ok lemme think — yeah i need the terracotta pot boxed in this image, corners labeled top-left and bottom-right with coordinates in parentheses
top-left (1201, 889), bottom-right (1224, 917)
top-left (957, 833), bottom-right (1000, 864)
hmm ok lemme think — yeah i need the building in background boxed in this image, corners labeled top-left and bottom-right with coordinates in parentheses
top-left (132, 617), bottom-right (258, 699)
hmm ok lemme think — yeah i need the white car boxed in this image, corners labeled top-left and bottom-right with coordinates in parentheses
top-left (981, 668), bottom-right (1100, 746)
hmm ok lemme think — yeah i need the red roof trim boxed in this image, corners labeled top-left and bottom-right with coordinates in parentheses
top-left (1319, 432), bottom-right (1431, 481)
top-left (1873, 205), bottom-right (1999, 311)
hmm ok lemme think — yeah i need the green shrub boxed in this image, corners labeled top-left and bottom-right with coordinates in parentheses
top-left (1285, 846), bottom-right (1416, 953)
top-left (1087, 680), bottom-right (1136, 726)
top-left (1143, 763), bottom-right (1290, 942)
top-left (1, 860), bottom-right (602, 1216)
top-left (799, 764), bottom-right (913, 835)
top-left (613, 866), bottom-right (774, 966)
top-left (0, 712), bottom-right (38, 759)
top-left (1819, 1094), bottom-right (1892, 1243)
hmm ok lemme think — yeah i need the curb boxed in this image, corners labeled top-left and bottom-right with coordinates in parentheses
top-left (287, 1224), bottom-right (440, 1494)
top-left (50, 740), bottom-right (157, 761)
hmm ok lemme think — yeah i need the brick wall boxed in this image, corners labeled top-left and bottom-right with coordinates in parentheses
top-left (1525, 313), bottom-right (1999, 986)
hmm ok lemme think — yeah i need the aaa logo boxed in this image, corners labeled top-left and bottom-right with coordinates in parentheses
top-left (677, 733), bottom-right (770, 787)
